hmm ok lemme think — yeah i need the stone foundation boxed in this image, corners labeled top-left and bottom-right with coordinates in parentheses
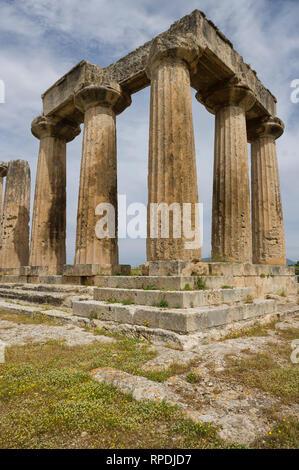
top-left (0, 262), bottom-right (296, 297)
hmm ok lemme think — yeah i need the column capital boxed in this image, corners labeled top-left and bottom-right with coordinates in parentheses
top-left (247, 116), bottom-right (284, 142)
top-left (196, 75), bottom-right (256, 114)
top-left (74, 84), bottom-right (131, 115)
top-left (146, 34), bottom-right (202, 78)
top-left (0, 162), bottom-right (8, 178)
top-left (31, 115), bottom-right (81, 142)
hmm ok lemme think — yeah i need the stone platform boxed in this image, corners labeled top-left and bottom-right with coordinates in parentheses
top-left (0, 280), bottom-right (297, 350)
top-left (0, 262), bottom-right (296, 297)
top-left (0, 262), bottom-right (296, 349)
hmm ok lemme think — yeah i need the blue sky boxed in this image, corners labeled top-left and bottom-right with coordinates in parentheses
top-left (0, 0), bottom-right (298, 265)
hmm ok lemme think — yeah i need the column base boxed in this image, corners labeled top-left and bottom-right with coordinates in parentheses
top-left (142, 260), bottom-right (208, 276)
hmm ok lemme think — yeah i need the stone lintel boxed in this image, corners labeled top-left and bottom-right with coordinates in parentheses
top-left (41, 10), bottom-right (277, 121)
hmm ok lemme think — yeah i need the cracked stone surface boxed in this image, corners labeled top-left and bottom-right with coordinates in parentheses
top-left (0, 319), bottom-right (115, 346)
top-left (92, 313), bottom-right (299, 445)
top-left (143, 346), bottom-right (198, 371)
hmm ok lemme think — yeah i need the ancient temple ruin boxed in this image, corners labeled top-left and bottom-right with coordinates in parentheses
top-left (0, 11), bottom-right (296, 344)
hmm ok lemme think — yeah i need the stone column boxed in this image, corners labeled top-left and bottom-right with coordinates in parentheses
top-left (1, 160), bottom-right (30, 268)
top-left (29, 116), bottom-right (80, 274)
top-left (198, 81), bottom-right (255, 263)
top-left (248, 117), bottom-right (286, 265)
top-left (0, 162), bottom-right (8, 254)
top-left (146, 36), bottom-right (201, 261)
top-left (74, 84), bottom-right (131, 267)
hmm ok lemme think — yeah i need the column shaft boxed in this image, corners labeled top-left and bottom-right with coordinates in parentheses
top-left (147, 57), bottom-right (200, 261)
top-left (212, 105), bottom-right (252, 262)
top-left (0, 162), bottom-right (8, 255)
top-left (75, 105), bottom-right (118, 265)
top-left (29, 136), bottom-right (66, 270)
top-left (29, 116), bottom-right (80, 274)
top-left (251, 136), bottom-right (286, 265)
top-left (1, 160), bottom-right (30, 268)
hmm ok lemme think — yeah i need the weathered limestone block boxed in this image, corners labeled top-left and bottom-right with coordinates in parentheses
top-left (198, 78), bottom-right (255, 263)
top-left (74, 84), bottom-right (131, 266)
top-left (248, 117), bottom-right (286, 266)
top-left (1, 160), bottom-right (30, 268)
top-left (29, 116), bottom-right (80, 274)
top-left (146, 35), bottom-right (201, 261)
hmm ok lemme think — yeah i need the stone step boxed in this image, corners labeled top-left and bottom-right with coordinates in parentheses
top-left (95, 275), bottom-right (236, 291)
top-left (72, 298), bottom-right (277, 334)
top-left (93, 286), bottom-right (253, 308)
top-left (0, 283), bottom-right (92, 294)
top-left (0, 287), bottom-right (89, 307)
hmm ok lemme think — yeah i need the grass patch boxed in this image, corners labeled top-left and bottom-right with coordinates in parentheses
top-left (105, 299), bottom-right (119, 304)
top-left (279, 289), bottom-right (287, 297)
top-left (276, 326), bottom-right (299, 342)
top-left (156, 300), bottom-right (169, 308)
top-left (196, 277), bottom-right (206, 290)
top-left (185, 372), bottom-right (202, 384)
top-left (183, 284), bottom-right (192, 291)
top-left (0, 340), bottom-right (224, 449)
top-left (252, 416), bottom-right (299, 449)
top-left (144, 363), bottom-right (195, 382)
top-left (221, 285), bottom-right (233, 289)
top-left (220, 352), bottom-right (299, 404)
top-left (219, 322), bottom-right (277, 340)
top-left (0, 310), bottom-right (61, 326)
top-left (244, 295), bottom-right (254, 304)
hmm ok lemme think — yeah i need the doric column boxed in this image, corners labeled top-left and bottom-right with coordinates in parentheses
top-left (0, 162), bottom-right (8, 254)
top-left (197, 80), bottom-right (255, 263)
top-left (146, 36), bottom-right (201, 261)
top-left (248, 116), bottom-right (286, 265)
top-left (74, 84), bottom-right (131, 266)
top-left (1, 160), bottom-right (30, 268)
top-left (29, 116), bottom-right (80, 274)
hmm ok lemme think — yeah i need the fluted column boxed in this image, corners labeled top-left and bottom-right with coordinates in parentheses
top-left (146, 36), bottom-right (201, 261)
top-left (29, 116), bottom-right (80, 274)
top-left (248, 117), bottom-right (286, 265)
top-left (1, 160), bottom-right (30, 268)
top-left (198, 81), bottom-right (255, 262)
top-left (0, 162), bottom-right (8, 255)
top-left (74, 84), bottom-right (131, 266)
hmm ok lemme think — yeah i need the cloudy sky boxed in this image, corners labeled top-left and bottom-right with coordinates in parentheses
top-left (0, 0), bottom-right (298, 265)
